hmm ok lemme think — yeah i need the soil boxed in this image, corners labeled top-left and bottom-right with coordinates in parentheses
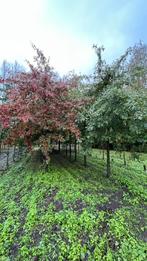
top-left (97, 189), bottom-right (126, 212)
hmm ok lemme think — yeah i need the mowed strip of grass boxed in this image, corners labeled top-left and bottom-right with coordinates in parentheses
top-left (0, 150), bottom-right (147, 261)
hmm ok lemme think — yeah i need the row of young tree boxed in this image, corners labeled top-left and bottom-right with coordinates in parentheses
top-left (0, 43), bottom-right (147, 176)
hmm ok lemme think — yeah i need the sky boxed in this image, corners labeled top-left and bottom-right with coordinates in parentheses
top-left (0, 0), bottom-right (147, 75)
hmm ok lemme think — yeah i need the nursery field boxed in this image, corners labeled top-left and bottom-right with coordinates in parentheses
top-left (0, 150), bottom-right (147, 260)
top-left (0, 2), bottom-right (147, 260)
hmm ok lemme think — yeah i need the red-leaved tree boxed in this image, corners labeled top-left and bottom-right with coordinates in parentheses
top-left (0, 46), bottom-right (81, 165)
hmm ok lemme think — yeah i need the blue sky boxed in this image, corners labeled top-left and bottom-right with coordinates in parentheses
top-left (0, 0), bottom-right (147, 74)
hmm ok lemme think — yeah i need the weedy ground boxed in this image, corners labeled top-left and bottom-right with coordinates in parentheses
top-left (0, 149), bottom-right (147, 260)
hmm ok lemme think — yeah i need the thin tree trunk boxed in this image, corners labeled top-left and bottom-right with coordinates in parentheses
top-left (19, 145), bottom-right (23, 158)
top-left (102, 150), bottom-right (105, 160)
top-left (69, 134), bottom-right (72, 161)
top-left (6, 146), bottom-right (9, 169)
top-left (66, 143), bottom-right (68, 157)
top-left (58, 140), bottom-right (61, 153)
top-left (106, 140), bottom-right (111, 178)
top-left (123, 151), bottom-right (126, 166)
top-left (77, 142), bottom-right (80, 154)
top-left (13, 145), bottom-right (16, 161)
top-left (84, 155), bottom-right (87, 167)
top-left (74, 138), bottom-right (77, 161)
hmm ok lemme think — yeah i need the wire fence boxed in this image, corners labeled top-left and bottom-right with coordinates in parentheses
top-left (0, 146), bottom-right (26, 172)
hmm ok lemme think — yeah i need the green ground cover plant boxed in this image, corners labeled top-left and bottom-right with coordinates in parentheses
top-left (0, 150), bottom-right (147, 260)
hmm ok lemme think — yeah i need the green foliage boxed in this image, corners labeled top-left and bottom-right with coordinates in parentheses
top-left (0, 151), bottom-right (147, 260)
top-left (77, 45), bottom-right (147, 177)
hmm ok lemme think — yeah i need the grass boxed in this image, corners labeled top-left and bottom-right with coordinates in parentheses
top-left (0, 149), bottom-right (147, 260)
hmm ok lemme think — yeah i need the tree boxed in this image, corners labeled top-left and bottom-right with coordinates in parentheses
top-left (73, 74), bottom-right (93, 166)
top-left (128, 42), bottom-right (147, 89)
top-left (87, 85), bottom-right (146, 177)
top-left (0, 60), bottom-right (25, 103)
top-left (80, 45), bottom-right (146, 177)
top-left (0, 46), bottom-right (81, 167)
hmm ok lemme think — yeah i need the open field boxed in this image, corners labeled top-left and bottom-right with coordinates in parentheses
top-left (0, 150), bottom-right (147, 260)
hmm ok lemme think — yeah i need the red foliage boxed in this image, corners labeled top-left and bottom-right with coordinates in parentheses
top-left (0, 47), bottom-right (81, 149)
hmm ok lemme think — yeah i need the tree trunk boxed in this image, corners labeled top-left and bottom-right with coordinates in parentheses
top-left (6, 146), bottom-right (9, 169)
top-left (19, 145), bottom-right (23, 158)
top-left (102, 150), bottom-right (105, 160)
top-left (84, 155), bottom-right (87, 167)
top-left (106, 140), bottom-right (111, 178)
top-left (123, 151), bottom-right (126, 166)
top-left (77, 142), bottom-right (80, 154)
top-left (58, 140), bottom-right (61, 153)
top-left (65, 143), bottom-right (68, 157)
top-left (69, 134), bottom-right (72, 161)
top-left (74, 139), bottom-right (77, 161)
top-left (13, 145), bottom-right (16, 161)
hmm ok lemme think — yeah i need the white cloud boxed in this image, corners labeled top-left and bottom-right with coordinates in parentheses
top-left (0, 0), bottom-right (43, 59)
top-left (0, 0), bottom-right (140, 75)
top-left (0, 0), bottom-right (96, 74)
